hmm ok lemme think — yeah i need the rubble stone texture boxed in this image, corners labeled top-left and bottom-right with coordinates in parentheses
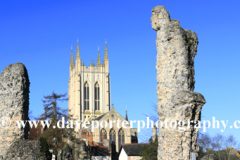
top-left (73, 139), bottom-right (87, 160)
top-left (58, 144), bottom-right (73, 160)
top-left (3, 139), bottom-right (46, 160)
top-left (151, 6), bottom-right (206, 160)
top-left (0, 63), bottom-right (30, 157)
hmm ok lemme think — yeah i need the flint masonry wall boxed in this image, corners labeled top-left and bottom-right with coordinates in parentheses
top-left (0, 63), bottom-right (30, 157)
top-left (151, 6), bottom-right (206, 160)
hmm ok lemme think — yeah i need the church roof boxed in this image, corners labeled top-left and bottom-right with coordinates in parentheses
top-left (92, 108), bottom-right (128, 122)
top-left (93, 113), bottom-right (106, 121)
top-left (91, 147), bottom-right (110, 156)
top-left (119, 143), bottom-right (147, 156)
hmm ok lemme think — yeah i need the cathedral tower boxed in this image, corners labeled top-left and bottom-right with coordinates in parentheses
top-left (68, 40), bottom-right (111, 127)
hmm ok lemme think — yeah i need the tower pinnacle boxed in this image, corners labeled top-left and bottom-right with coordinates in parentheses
top-left (97, 46), bottom-right (101, 66)
top-left (76, 39), bottom-right (80, 60)
top-left (70, 45), bottom-right (74, 68)
top-left (104, 39), bottom-right (108, 60)
top-left (125, 106), bottom-right (128, 121)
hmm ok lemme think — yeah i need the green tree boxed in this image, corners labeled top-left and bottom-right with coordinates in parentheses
top-left (140, 136), bottom-right (158, 160)
top-left (37, 92), bottom-right (69, 152)
top-left (198, 146), bottom-right (205, 159)
top-left (39, 137), bottom-right (52, 160)
top-left (198, 132), bottom-right (214, 159)
top-left (41, 92), bottom-right (68, 124)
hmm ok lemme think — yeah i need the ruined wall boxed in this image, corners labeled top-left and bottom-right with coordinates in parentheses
top-left (3, 139), bottom-right (46, 160)
top-left (151, 6), bottom-right (206, 160)
top-left (0, 63), bottom-right (30, 157)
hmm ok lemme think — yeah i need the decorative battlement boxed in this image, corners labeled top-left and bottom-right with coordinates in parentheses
top-left (69, 40), bottom-right (109, 73)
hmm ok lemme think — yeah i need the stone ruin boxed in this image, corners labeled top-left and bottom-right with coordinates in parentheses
top-left (0, 63), bottom-right (30, 156)
top-left (4, 139), bottom-right (46, 160)
top-left (151, 6), bottom-right (206, 160)
top-left (0, 63), bottom-right (45, 159)
top-left (0, 63), bottom-right (88, 159)
top-left (0, 6), bottom-right (206, 159)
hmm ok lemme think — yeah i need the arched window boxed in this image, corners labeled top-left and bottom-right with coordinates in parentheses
top-left (118, 128), bottom-right (125, 149)
top-left (100, 128), bottom-right (107, 142)
top-left (95, 82), bottom-right (100, 110)
top-left (109, 128), bottom-right (116, 144)
top-left (84, 82), bottom-right (89, 110)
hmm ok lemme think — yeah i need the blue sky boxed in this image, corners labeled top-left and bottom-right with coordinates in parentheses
top-left (0, 0), bottom-right (240, 143)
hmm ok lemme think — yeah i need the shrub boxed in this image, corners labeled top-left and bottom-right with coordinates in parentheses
top-left (39, 137), bottom-right (52, 160)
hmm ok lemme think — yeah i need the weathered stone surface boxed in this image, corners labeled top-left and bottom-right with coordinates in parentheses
top-left (151, 5), bottom-right (206, 160)
top-left (73, 138), bottom-right (87, 160)
top-left (58, 137), bottom-right (87, 160)
top-left (58, 144), bottom-right (73, 160)
top-left (3, 139), bottom-right (46, 160)
top-left (0, 63), bottom-right (30, 157)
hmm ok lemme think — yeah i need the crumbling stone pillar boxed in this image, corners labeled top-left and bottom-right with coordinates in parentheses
top-left (151, 6), bottom-right (206, 160)
top-left (0, 63), bottom-right (30, 157)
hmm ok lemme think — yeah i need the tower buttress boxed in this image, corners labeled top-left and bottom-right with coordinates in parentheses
top-left (69, 45), bottom-right (75, 120)
top-left (104, 40), bottom-right (109, 73)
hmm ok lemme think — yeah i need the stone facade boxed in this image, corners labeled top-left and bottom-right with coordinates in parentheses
top-left (89, 108), bottom-right (137, 152)
top-left (68, 41), bottom-right (138, 153)
top-left (68, 41), bottom-right (110, 128)
top-left (0, 63), bottom-right (30, 157)
top-left (151, 6), bottom-right (206, 160)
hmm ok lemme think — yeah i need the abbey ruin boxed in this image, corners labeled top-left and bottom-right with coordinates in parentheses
top-left (0, 63), bottom-right (48, 159)
top-left (0, 63), bottom-right (30, 157)
top-left (0, 5), bottom-right (207, 160)
top-left (151, 5), bottom-right (206, 160)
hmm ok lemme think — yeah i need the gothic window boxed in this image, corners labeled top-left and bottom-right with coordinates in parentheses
top-left (100, 128), bottom-right (107, 142)
top-left (118, 128), bottom-right (125, 149)
top-left (95, 82), bottom-right (100, 110)
top-left (84, 82), bottom-right (89, 110)
top-left (109, 128), bottom-right (116, 144)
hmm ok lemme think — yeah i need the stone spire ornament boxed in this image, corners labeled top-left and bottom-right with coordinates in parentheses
top-left (76, 39), bottom-right (80, 60)
top-left (104, 39), bottom-right (108, 60)
top-left (97, 46), bottom-right (101, 66)
top-left (70, 45), bottom-right (74, 69)
top-left (151, 5), bottom-right (206, 160)
top-left (125, 106), bottom-right (128, 121)
top-left (91, 60), bottom-right (95, 66)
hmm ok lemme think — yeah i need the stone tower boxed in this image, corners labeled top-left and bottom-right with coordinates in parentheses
top-left (68, 40), bottom-right (111, 127)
